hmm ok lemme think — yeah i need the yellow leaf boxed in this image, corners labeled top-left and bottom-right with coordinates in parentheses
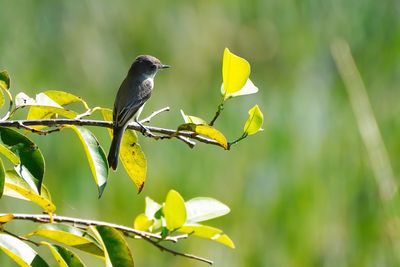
top-left (0, 70), bottom-right (10, 90)
top-left (163, 190), bottom-right (186, 231)
top-left (243, 105), bottom-right (264, 135)
top-left (178, 123), bottom-right (228, 149)
top-left (0, 214), bottom-right (14, 223)
top-left (180, 110), bottom-right (207, 125)
top-left (178, 224), bottom-right (235, 248)
top-left (0, 144), bottom-right (21, 165)
top-left (102, 108), bottom-right (147, 193)
top-left (134, 213), bottom-right (153, 231)
top-left (44, 90), bottom-right (89, 109)
top-left (3, 171), bottom-right (56, 212)
top-left (222, 48), bottom-right (250, 99)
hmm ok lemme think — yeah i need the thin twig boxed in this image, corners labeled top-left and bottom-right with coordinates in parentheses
top-left (0, 119), bottom-right (226, 149)
top-left (0, 213), bottom-right (213, 264)
top-left (209, 103), bottom-right (224, 126)
top-left (2, 229), bottom-right (41, 247)
top-left (140, 107), bottom-right (170, 124)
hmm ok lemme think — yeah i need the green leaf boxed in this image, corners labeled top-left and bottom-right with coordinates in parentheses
top-left (163, 190), bottom-right (186, 231)
top-left (0, 127), bottom-right (45, 194)
top-left (68, 126), bottom-right (108, 197)
top-left (91, 225), bottom-right (135, 267)
top-left (3, 170), bottom-right (56, 212)
top-left (177, 123), bottom-right (228, 149)
top-left (28, 223), bottom-right (103, 257)
top-left (243, 105), bottom-right (264, 135)
top-left (44, 90), bottom-right (89, 109)
top-left (42, 242), bottom-right (86, 267)
top-left (0, 70), bottom-right (10, 90)
top-left (102, 109), bottom-right (147, 193)
top-left (0, 233), bottom-right (49, 267)
top-left (222, 48), bottom-right (251, 99)
top-left (185, 197), bottom-right (230, 223)
top-left (133, 214), bottom-right (153, 231)
top-left (180, 110), bottom-right (208, 125)
top-left (0, 158), bottom-right (5, 197)
top-left (0, 143), bottom-right (21, 165)
top-left (178, 224), bottom-right (235, 248)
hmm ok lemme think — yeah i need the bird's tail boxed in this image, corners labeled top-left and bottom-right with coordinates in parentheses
top-left (107, 127), bottom-right (124, 170)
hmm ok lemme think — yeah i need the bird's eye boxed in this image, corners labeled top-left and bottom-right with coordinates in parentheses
top-left (150, 64), bottom-right (157, 70)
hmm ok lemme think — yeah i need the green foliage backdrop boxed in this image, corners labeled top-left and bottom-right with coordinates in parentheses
top-left (1, 0), bottom-right (400, 266)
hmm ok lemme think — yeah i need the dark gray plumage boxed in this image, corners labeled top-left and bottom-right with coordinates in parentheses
top-left (108, 55), bottom-right (169, 170)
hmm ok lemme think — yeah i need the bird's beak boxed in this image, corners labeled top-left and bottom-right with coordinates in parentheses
top-left (160, 64), bottom-right (171, 69)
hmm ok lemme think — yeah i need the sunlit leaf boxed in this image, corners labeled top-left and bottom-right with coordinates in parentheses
top-left (44, 90), bottom-right (89, 109)
top-left (177, 123), bottom-right (228, 149)
top-left (0, 214), bottom-right (14, 223)
top-left (133, 213), bottom-right (153, 231)
top-left (178, 224), bottom-right (235, 248)
top-left (222, 48), bottom-right (250, 99)
top-left (3, 170), bottom-right (56, 212)
top-left (28, 223), bottom-right (103, 257)
top-left (102, 109), bottom-right (146, 193)
top-left (180, 110), bottom-right (207, 125)
top-left (0, 70), bottom-right (10, 90)
top-left (42, 242), bottom-right (85, 267)
top-left (185, 197), bottom-right (230, 223)
top-left (15, 92), bottom-right (35, 108)
top-left (243, 105), bottom-right (264, 135)
top-left (67, 126), bottom-right (108, 197)
top-left (0, 159), bottom-right (4, 197)
top-left (0, 233), bottom-right (49, 267)
top-left (163, 190), bottom-right (186, 231)
top-left (221, 78), bottom-right (258, 99)
top-left (0, 127), bottom-right (45, 194)
top-left (91, 225), bottom-right (134, 267)
top-left (144, 197), bottom-right (162, 231)
top-left (0, 143), bottom-right (21, 165)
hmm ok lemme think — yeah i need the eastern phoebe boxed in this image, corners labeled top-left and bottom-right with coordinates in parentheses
top-left (107, 55), bottom-right (170, 170)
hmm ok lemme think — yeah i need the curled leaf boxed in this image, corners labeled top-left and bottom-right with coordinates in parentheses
top-left (243, 105), bottom-right (264, 135)
top-left (222, 48), bottom-right (250, 99)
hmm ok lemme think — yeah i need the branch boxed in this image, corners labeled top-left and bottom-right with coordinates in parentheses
top-left (1, 213), bottom-right (213, 265)
top-left (0, 118), bottom-right (225, 149)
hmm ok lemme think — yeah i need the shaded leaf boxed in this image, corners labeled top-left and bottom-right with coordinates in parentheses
top-left (102, 109), bottom-right (146, 192)
top-left (178, 224), bottom-right (235, 248)
top-left (180, 110), bottom-right (207, 125)
top-left (133, 213), bottom-right (153, 231)
top-left (42, 242), bottom-right (85, 267)
top-left (28, 223), bottom-right (103, 257)
top-left (3, 170), bottom-right (55, 212)
top-left (0, 127), bottom-right (45, 194)
top-left (0, 158), bottom-right (4, 197)
top-left (222, 48), bottom-right (250, 99)
top-left (177, 123), bottom-right (228, 149)
top-left (91, 225), bottom-right (134, 267)
top-left (185, 197), bottom-right (230, 223)
top-left (243, 105), bottom-right (264, 135)
top-left (68, 126), bottom-right (108, 197)
top-left (163, 190), bottom-right (186, 231)
top-left (0, 70), bottom-right (10, 90)
top-left (0, 143), bottom-right (21, 165)
top-left (0, 233), bottom-right (49, 267)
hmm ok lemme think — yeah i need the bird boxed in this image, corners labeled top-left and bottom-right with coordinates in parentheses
top-left (107, 55), bottom-right (170, 170)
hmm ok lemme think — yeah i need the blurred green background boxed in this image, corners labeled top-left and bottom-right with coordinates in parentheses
top-left (1, 0), bottom-right (400, 266)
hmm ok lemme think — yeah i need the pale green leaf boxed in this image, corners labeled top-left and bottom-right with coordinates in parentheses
top-left (185, 197), bottom-right (230, 223)
top-left (0, 233), bottom-right (49, 267)
top-left (3, 170), bottom-right (56, 212)
top-left (28, 223), bottom-right (103, 257)
top-left (177, 123), bottom-right (228, 149)
top-left (102, 109), bottom-right (146, 193)
top-left (243, 105), bottom-right (264, 135)
top-left (91, 225), bottom-right (134, 267)
top-left (180, 110), bottom-right (207, 125)
top-left (42, 242), bottom-right (85, 267)
top-left (68, 126), bottom-right (108, 197)
top-left (163, 190), bottom-right (186, 231)
top-left (178, 224), bottom-right (235, 248)
top-left (222, 48), bottom-right (251, 99)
